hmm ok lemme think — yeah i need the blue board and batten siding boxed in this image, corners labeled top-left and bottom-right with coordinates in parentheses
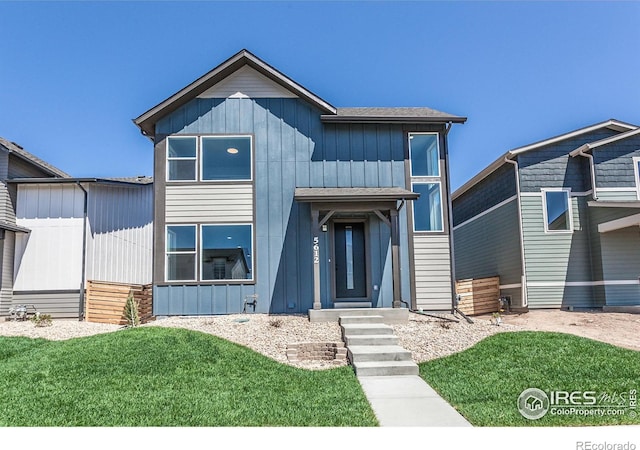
top-left (153, 97), bottom-right (415, 315)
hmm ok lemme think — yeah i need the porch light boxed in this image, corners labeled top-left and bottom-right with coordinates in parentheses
top-left (227, 147), bottom-right (239, 154)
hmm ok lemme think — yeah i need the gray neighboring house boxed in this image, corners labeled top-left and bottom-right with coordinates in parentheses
top-left (0, 137), bottom-right (154, 319)
top-left (134, 49), bottom-right (466, 316)
top-left (452, 119), bottom-right (640, 311)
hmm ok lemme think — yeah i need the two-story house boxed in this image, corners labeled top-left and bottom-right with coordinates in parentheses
top-left (452, 119), bottom-right (640, 311)
top-left (134, 49), bottom-right (466, 318)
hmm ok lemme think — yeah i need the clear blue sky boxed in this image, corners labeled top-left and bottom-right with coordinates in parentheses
top-left (1, 1), bottom-right (639, 190)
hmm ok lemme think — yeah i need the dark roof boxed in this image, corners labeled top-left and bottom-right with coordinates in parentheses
top-left (134, 49), bottom-right (337, 137)
top-left (0, 137), bottom-right (70, 178)
top-left (7, 176), bottom-right (153, 186)
top-left (294, 187), bottom-right (420, 202)
top-left (322, 107), bottom-right (467, 124)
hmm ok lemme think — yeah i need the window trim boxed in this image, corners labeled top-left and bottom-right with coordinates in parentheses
top-left (165, 224), bottom-right (198, 282)
top-left (200, 223), bottom-right (255, 282)
top-left (633, 156), bottom-right (640, 200)
top-left (542, 188), bottom-right (574, 233)
top-left (166, 136), bottom-right (198, 182)
top-left (411, 181), bottom-right (445, 233)
top-left (408, 132), bottom-right (441, 178)
top-left (199, 135), bottom-right (254, 183)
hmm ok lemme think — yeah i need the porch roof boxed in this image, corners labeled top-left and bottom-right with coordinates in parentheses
top-left (294, 187), bottom-right (419, 203)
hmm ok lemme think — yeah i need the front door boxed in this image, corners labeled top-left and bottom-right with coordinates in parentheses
top-left (334, 222), bottom-right (367, 299)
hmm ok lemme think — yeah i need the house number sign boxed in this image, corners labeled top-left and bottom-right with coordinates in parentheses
top-left (313, 236), bottom-right (319, 264)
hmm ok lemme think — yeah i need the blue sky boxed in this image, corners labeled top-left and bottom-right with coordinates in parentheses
top-left (1, 1), bottom-right (639, 190)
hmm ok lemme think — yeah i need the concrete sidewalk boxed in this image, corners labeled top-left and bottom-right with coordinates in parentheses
top-left (358, 375), bottom-right (472, 427)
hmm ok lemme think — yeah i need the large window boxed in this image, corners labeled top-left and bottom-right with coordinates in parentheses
top-left (166, 135), bottom-right (252, 182)
top-left (634, 157), bottom-right (640, 200)
top-left (409, 133), bottom-right (440, 177)
top-left (412, 182), bottom-right (444, 232)
top-left (165, 224), bottom-right (253, 282)
top-left (166, 225), bottom-right (197, 281)
top-left (167, 137), bottom-right (197, 181)
top-left (201, 225), bottom-right (253, 280)
top-left (543, 189), bottom-right (572, 232)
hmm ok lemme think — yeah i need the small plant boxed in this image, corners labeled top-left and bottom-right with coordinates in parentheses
top-left (123, 294), bottom-right (141, 328)
top-left (268, 318), bottom-right (283, 328)
top-left (439, 321), bottom-right (452, 330)
top-left (30, 312), bottom-right (53, 328)
top-left (492, 311), bottom-right (502, 326)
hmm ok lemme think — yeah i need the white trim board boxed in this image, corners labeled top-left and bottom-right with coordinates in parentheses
top-left (528, 280), bottom-right (640, 287)
top-left (598, 213), bottom-right (640, 233)
top-left (499, 283), bottom-right (522, 290)
top-left (452, 195), bottom-right (517, 231)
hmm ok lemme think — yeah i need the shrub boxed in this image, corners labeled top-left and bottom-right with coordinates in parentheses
top-left (123, 294), bottom-right (140, 328)
top-left (30, 312), bottom-right (53, 328)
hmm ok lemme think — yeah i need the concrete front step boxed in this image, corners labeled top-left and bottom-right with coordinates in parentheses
top-left (334, 302), bottom-right (373, 309)
top-left (309, 307), bottom-right (409, 324)
top-left (354, 360), bottom-right (419, 377)
top-left (339, 315), bottom-right (384, 325)
top-left (344, 334), bottom-right (400, 346)
top-left (348, 345), bottom-right (413, 363)
top-left (341, 323), bottom-right (394, 337)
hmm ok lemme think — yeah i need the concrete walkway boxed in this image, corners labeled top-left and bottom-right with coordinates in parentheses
top-left (358, 375), bottom-right (472, 427)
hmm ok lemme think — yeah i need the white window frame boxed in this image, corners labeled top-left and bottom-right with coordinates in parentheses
top-left (200, 223), bottom-right (255, 282)
top-left (541, 188), bottom-right (574, 233)
top-left (166, 136), bottom-right (198, 182)
top-left (633, 156), bottom-right (640, 200)
top-left (411, 181), bottom-right (444, 233)
top-left (199, 135), bottom-right (254, 182)
top-left (165, 224), bottom-right (198, 282)
top-left (408, 132), bottom-right (440, 178)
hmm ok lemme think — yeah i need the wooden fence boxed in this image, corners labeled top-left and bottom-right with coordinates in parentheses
top-left (455, 276), bottom-right (500, 316)
top-left (85, 280), bottom-right (153, 325)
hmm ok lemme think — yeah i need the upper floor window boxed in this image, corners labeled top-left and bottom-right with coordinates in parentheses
top-left (412, 182), bottom-right (444, 232)
top-left (543, 189), bottom-right (572, 232)
top-left (167, 137), bottom-right (197, 181)
top-left (166, 135), bottom-right (252, 182)
top-left (634, 156), bottom-right (640, 200)
top-left (409, 133), bottom-right (440, 177)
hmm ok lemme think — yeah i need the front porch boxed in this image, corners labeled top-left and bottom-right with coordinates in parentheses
top-left (308, 306), bottom-right (409, 324)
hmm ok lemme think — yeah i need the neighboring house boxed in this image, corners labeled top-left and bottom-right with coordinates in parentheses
top-left (452, 119), bottom-right (640, 311)
top-left (0, 137), bottom-right (69, 316)
top-left (9, 177), bottom-right (153, 318)
top-left (133, 49), bottom-right (466, 316)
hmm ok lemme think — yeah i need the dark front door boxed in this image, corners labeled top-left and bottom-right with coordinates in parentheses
top-left (334, 222), bottom-right (367, 299)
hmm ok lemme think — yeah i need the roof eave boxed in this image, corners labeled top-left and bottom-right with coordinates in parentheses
top-left (320, 115), bottom-right (467, 124)
top-left (7, 177), bottom-right (150, 186)
top-left (452, 151), bottom-right (513, 201)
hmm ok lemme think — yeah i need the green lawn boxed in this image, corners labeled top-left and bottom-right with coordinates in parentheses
top-left (420, 331), bottom-right (640, 426)
top-left (0, 327), bottom-right (377, 426)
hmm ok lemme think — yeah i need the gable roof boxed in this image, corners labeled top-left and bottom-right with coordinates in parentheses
top-left (133, 49), bottom-right (337, 137)
top-left (0, 137), bottom-right (70, 178)
top-left (569, 127), bottom-right (640, 157)
top-left (452, 119), bottom-right (638, 201)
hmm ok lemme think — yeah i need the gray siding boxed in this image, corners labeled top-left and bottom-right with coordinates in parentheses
top-left (454, 197), bottom-right (522, 301)
top-left (522, 195), bottom-right (597, 308)
top-left (165, 184), bottom-right (253, 223)
top-left (518, 129), bottom-right (619, 193)
top-left (593, 135), bottom-right (640, 188)
top-left (154, 97), bottom-right (414, 314)
top-left (0, 231), bottom-right (13, 315)
top-left (453, 162), bottom-right (517, 226)
top-left (12, 291), bottom-right (80, 319)
top-left (7, 154), bottom-right (51, 179)
top-left (413, 235), bottom-right (452, 311)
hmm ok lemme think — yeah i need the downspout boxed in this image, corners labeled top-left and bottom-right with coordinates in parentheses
top-left (575, 147), bottom-right (598, 200)
top-left (504, 157), bottom-right (528, 308)
top-left (443, 122), bottom-right (457, 314)
top-left (77, 182), bottom-right (88, 321)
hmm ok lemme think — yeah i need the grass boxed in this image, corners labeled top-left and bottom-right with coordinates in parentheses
top-left (0, 327), bottom-right (378, 426)
top-left (420, 331), bottom-right (640, 426)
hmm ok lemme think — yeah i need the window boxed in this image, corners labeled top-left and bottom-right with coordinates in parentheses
top-left (202, 136), bottom-right (252, 181)
top-left (166, 225), bottom-right (196, 281)
top-left (201, 225), bottom-right (253, 281)
top-left (634, 157), bottom-right (640, 200)
top-left (167, 137), bottom-right (197, 181)
top-left (412, 183), bottom-right (443, 232)
top-left (543, 190), bottom-right (572, 232)
top-left (409, 133), bottom-right (440, 177)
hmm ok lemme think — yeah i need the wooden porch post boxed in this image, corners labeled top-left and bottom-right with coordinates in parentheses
top-left (390, 208), bottom-right (402, 308)
top-left (311, 209), bottom-right (322, 310)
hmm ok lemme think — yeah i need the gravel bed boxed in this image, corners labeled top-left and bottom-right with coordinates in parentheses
top-left (0, 313), bottom-right (520, 370)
